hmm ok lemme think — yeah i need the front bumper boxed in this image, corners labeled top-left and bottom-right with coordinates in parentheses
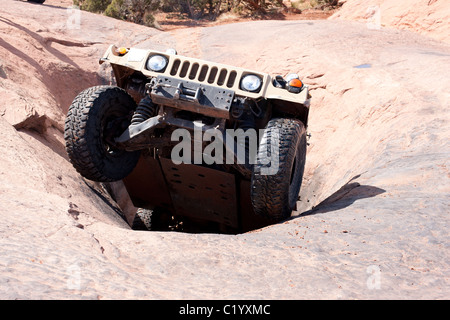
top-left (150, 76), bottom-right (234, 119)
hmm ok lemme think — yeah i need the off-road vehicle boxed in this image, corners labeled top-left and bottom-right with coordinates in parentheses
top-left (64, 45), bottom-right (311, 233)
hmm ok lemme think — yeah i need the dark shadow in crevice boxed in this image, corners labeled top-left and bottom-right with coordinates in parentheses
top-left (300, 182), bottom-right (386, 217)
top-left (83, 179), bottom-right (127, 221)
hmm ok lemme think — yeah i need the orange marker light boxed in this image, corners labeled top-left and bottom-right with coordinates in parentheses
top-left (117, 47), bottom-right (128, 55)
top-left (289, 78), bottom-right (303, 88)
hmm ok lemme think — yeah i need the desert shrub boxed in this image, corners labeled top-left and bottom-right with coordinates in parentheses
top-left (103, 0), bottom-right (123, 19)
top-left (73, 0), bottom-right (111, 12)
top-left (291, 0), bottom-right (340, 10)
top-left (74, 0), bottom-right (160, 27)
top-left (73, 0), bottom-right (315, 26)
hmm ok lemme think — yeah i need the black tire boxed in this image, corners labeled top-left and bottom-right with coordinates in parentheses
top-left (131, 208), bottom-right (175, 231)
top-left (251, 118), bottom-right (307, 221)
top-left (132, 208), bottom-right (153, 230)
top-left (64, 86), bottom-right (140, 182)
top-left (28, 0), bottom-right (45, 4)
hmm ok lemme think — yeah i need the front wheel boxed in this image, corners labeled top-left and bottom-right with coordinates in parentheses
top-left (64, 86), bottom-right (140, 182)
top-left (251, 118), bottom-right (307, 221)
top-left (28, 0), bottom-right (46, 4)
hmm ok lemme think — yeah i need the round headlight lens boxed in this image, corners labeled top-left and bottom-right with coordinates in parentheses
top-left (241, 74), bottom-right (262, 92)
top-left (165, 48), bottom-right (177, 55)
top-left (285, 73), bottom-right (299, 82)
top-left (147, 55), bottom-right (168, 72)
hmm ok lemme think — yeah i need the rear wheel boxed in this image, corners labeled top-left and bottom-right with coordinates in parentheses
top-left (64, 86), bottom-right (140, 182)
top-left (251, 118), bottom-right (307, 221)
top-left (28, 0), bottom-right (46, 4)
top-left (131, 208), bottom-right (178, 231)
top-left (132, 208), bottom-right (153, 230)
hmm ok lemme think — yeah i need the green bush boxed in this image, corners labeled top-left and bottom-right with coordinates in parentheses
top-left (73, 0), bottom-right (111, 12)
top-left (74, 0), bottom-right (160, 27)
top-left (104, 0), bottom-right (123, 19)
top-left (73, 0), bottom-right (320, 27)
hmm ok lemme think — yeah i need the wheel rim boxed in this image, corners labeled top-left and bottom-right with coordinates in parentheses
top-left (101, 111), bottom-right (131, 157)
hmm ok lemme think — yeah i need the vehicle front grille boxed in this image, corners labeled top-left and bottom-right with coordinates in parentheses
top-left (169, 58), bottom-right (238, 88)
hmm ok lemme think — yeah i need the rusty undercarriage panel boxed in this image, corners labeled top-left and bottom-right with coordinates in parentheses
top-left (122, 155), bottom-right (173, 211)
top-left (159, 158), bottom-right (239, 228)
top-left (124, 154), bottom-right (240, 229)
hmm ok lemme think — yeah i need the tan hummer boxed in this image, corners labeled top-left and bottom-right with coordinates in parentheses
top-left (64, 45), bottom-right (310, 233)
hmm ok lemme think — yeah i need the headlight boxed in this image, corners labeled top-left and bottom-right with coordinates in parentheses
top-left (240, 74), bottom-right (262, 92)
top-left (285, 73), bottom-right (299, 82)
top-left (146, 55), bottom-right (168, 72)
top-left (165, 48), bottom-right (177, 55)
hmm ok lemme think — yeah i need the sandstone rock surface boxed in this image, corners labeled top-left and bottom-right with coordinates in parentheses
top-left (330, 0), bottom-right (450, 44)
top-left (0, 0), bottom-right (449, 299)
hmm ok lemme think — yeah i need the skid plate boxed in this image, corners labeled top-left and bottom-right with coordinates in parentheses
top-left (123, 155), bottom-right (173, 211)
top-left (160, 158), bottom-right (239, 228)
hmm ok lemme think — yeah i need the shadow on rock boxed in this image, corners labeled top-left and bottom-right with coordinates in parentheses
top-left (300, 182), bottom-right (386, 216)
